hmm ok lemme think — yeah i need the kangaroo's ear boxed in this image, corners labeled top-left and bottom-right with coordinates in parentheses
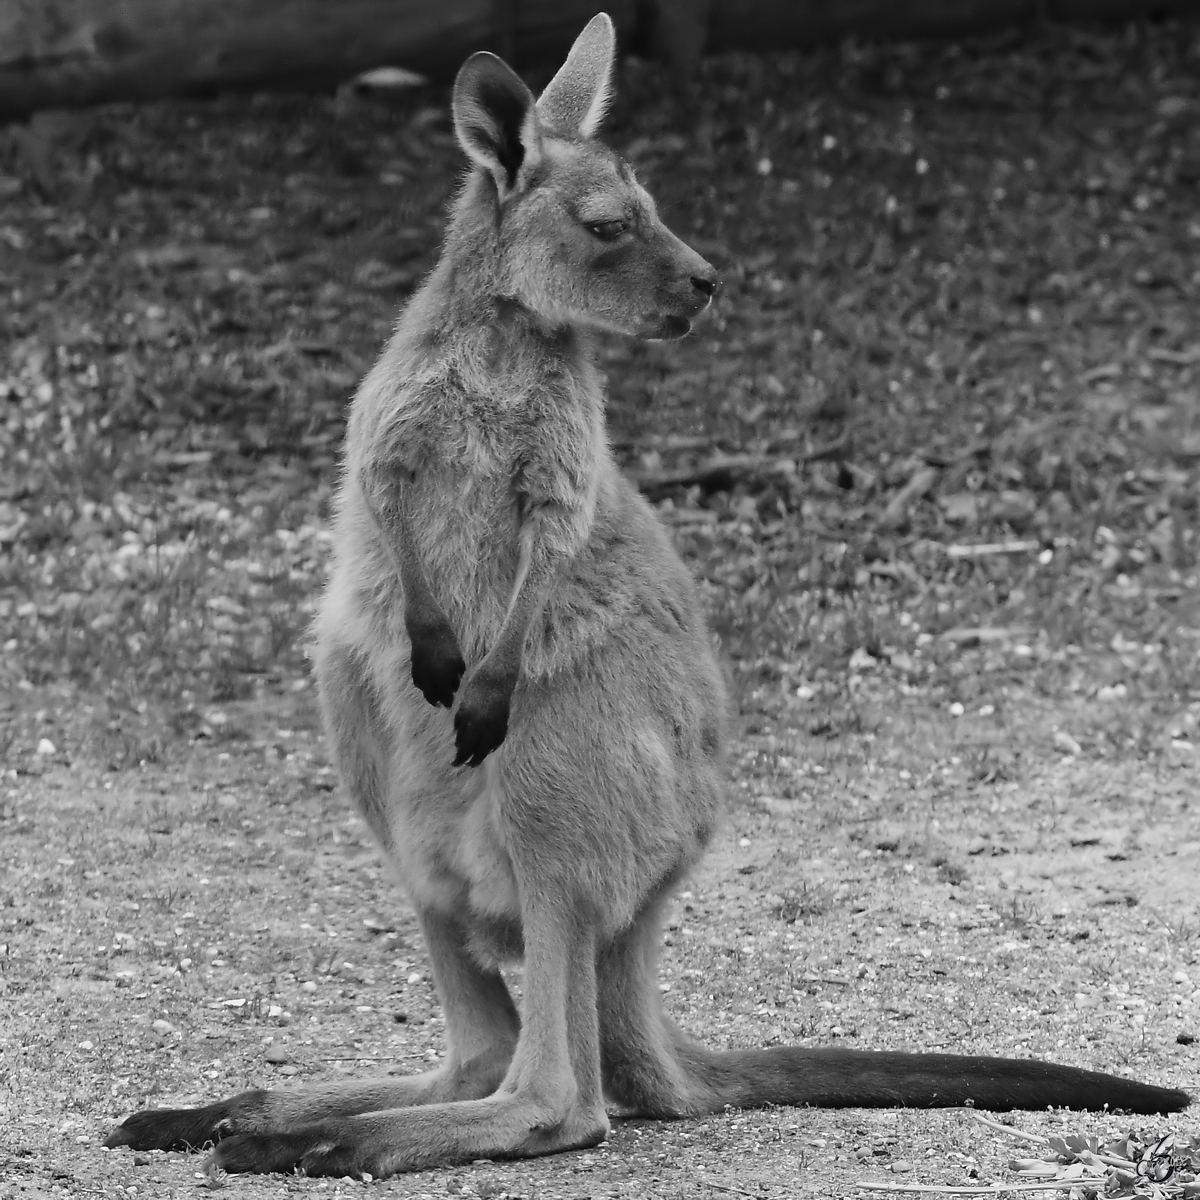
top-left (453, 51), bottom-right (543, 195)
top-left (536, 12), bottom-right (615, 139)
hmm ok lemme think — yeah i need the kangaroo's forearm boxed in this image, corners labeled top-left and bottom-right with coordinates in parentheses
top-left (359, 468), bottom-right (439, 624)
top-left (359, 463), bottom-right (465, 709)
top-left (488, 525), bottom-right (545, 671)
top-left (449, 506), bottom-right (578, 767)
top-left (485, 500), bottom-right (583, 681)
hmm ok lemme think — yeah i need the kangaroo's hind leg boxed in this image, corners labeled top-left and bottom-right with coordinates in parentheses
top-left (104, 907), bottom-right (522, 1152)
top-left (106, 647), bottom-right (521, 1154)
top-left (315, 638), bottom-right (398, 846)
top-left (597, 898), bottom-right (712, 1118)
top-left (597, 899), bottom-right (786, 1119)
top-left (234, 904), bottom-right (523, 1121)
top-left (105, 907), bottom-right (521, 1151)
top-left (206, 894), bottom-right (608, 1176)
top-left (275, 640), bottom-right (524, 1110)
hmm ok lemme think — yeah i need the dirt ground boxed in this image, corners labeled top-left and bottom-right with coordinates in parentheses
top-left (2, 16), bottom-right (1200, 1200)
top-left (2, 687), bottom-right (1197, 1198)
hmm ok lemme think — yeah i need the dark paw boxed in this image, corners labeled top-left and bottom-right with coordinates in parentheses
top-left (104, 1097), bottom-right (249, 1152)
top-left (452, 672), bottom-right (513, 768)
top-left (408, 620), bottom-right (465, 708)
top-left (214, 1127), bottom-right (360, 1177)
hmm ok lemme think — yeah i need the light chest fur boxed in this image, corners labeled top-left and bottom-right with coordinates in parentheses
top-left (337, 287), bottom-right (605, 666)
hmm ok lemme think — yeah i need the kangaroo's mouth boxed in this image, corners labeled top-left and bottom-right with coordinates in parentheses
top-left (648, 314), bottom-right (692, 340)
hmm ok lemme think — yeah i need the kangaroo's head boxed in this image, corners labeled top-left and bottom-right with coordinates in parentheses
top-left (451, 13), bottom-right (718, 341)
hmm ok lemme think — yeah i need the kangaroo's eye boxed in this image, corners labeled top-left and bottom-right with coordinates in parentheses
top-left (585, 220), bottom-right (627, 241)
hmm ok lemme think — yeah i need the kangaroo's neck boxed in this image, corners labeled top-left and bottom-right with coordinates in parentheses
top-left (415, 177), bottom-right (596, 388)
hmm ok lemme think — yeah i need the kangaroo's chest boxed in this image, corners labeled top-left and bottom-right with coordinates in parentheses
top-left (402, 389), bottom-right (599, 649)
top-left (408, 420), bottom-right (525, 641)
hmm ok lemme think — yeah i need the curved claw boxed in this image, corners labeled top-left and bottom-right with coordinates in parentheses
top-left (104, 1096), bottom-right (253, 1152)
top-left (453, 703), bottom-right (509, 767)
top-left (408, 622), bottom-right (466, 708)
top-left (452, 671), bottom-right (513, 767)
top-left (213, 1127), bottom-right (361, 1177)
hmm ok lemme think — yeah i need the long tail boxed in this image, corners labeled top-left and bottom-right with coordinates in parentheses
top-left (673, 1041), bottom-right (1191, 1114)
top-left (598, 914), bottom-right (1191, 1119)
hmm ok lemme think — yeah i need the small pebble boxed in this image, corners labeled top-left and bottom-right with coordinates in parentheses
top-left (892, 1161), bottom-right (914, 1173)
top-left (133, 1154), bottom-right (150, 1167)
top-left (949, 702), bottom-right (964, 717)
top-left (265, 1045), bottom-right (290, 1064)
top-left (36, 738), bottom-right (57, 756)
top-left (1178, 1033), bottom-right (1196, 1046)
top-left (407, 971), bottom-right (424, 984)
top-left (152, 1019), bottom-right (175, 1035)
top-left (302, 980), bottom-right (318, 992)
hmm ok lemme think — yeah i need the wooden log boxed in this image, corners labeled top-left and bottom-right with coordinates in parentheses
top-left (704, 0), bottom-right (1198, 54)
top-left (0, 0), bottom-right (1195, 119)
top-left (0, 0), bottom-right (636, 119)
top-left (707, 0), bottom-right (1031, 51)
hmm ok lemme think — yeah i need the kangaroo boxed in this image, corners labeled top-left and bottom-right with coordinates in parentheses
top-left (105, 13), bottom-right (1190, 1178)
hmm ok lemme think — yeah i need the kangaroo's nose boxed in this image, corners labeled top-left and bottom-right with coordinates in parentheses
top-left (691, 273), bottom-right (719, 298)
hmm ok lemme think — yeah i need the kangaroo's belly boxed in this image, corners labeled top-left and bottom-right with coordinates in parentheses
top-left (383, 752), bottom-right (522, 928)
top-left (366, 728), bottom-right (531, 969)
top-left (314, 561), bottom-right (521, 926)
top-left (314, 473), bottom-right (724, 949)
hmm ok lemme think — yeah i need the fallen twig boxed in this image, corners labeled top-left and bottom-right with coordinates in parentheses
top-left (945, 540), bottom-right (1039, 558)
top-left (804, 431), bottom-right (852, 461)
top-left (882, 466), bottom-right (939, 528)
top-left (320, 1055), bottom-right (400, 1061)
top-left (1147, 346), bottom-right (1200, 365)
top-left (858, 1182), bottom-right (1089, 1194)
top-left (971, 1113), bottom-right (1050, 1147)
top-left (627, 453), bottom-right (793, 494)
top-left (940, 626), bottom-right (1031, 645)
top-left (703, 1178), bottom-right (767, 1198)
top-left (627, 434), bottom-right (851, 495)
